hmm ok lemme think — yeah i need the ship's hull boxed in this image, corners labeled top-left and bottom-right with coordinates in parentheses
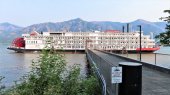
top-left (7, 47), bottom-right (85, 53)
top-left (136, 47), bottom-right (160, 52)
top-left (7, 47), bottom-right (159, 53)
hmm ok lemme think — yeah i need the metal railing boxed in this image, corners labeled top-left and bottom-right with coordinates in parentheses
top-left (86, 50), bottom-right (106, 95)
top-left (101, 50), bottom-right (170, 74)
top-left (154, 53), bottom-right (170, 69)
top-left (86, 49), bottom-right (118, 95)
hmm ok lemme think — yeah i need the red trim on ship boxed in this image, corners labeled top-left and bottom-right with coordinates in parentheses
top-left (105, 30), bottom-right (121, 33)
top-left (30, 31), bottom-right (39, 36)
top-left (136, 47), bottom-right (160, 51)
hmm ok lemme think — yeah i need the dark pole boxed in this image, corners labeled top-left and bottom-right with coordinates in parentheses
top-left (122, 26), bottom-right (125, 33)
top-left (155, 53), bottom-right (156, 65)
top-left (127, 23), bottom-right (129, 33)
top-left (138, 25), bottom-right (142, 61)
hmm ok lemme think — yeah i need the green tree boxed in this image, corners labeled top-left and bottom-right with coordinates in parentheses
top-left (0, 78), bottom-right (2, 94)
top-left (155, 9), bottom-right (170, 45)
top-left (0, 76), bottom-right (5, 94)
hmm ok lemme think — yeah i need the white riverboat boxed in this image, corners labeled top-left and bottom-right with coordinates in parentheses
top-left (7, 30), bottom-right (159, 52)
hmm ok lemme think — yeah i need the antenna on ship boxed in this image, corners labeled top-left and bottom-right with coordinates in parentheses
top-left (127, 23), bottom-right (130, 33)
top-left (122, 26), bottom-right (125, 33)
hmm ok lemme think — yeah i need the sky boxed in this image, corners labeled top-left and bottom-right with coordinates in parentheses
top-left (0, 0), bottom-right (170, 27)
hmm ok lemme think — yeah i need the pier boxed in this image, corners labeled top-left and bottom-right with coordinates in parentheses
top-left (86, 49), bottom-right (170, 95)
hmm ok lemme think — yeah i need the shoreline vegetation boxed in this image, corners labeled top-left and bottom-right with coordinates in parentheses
top-left (0, 49), bottom-right (101, 95)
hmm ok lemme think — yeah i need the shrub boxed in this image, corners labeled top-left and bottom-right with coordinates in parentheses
top-left (0, 76), bottom-right (5, 94)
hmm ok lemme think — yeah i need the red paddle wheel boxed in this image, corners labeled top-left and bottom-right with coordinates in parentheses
top-left (11, 37), bottom-right (25, 48)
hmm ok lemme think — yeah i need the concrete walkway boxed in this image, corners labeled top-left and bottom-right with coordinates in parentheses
top-left (92, 50), bottom-right (170, 95)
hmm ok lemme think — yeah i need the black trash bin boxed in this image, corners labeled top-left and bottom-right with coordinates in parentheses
top-left (118, 62), bottom-right (142, 95)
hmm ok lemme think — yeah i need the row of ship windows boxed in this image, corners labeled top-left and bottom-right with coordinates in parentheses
top-left (52, 37), bottom-right (147, 40)
top-left (100, 33), bottom-right (136, 36)
top-left (102, 45), bottom-right (154, 48)
top-left (99, 42), bottom-right (148, 44)
top-left (55, 46), bottom-right (130, 49)
top-left (26, 41), bottom-right (38, 44)
top-left (64, 33), bottom-right (89, 36)
top-left (54, 40), bottom-right (151, 43)
top-left (68, 33), bottom-right (136, 36)
top-left (96, 46), bottom-right (150, 49)
top-left (53, 41), bottom-right (148, 44)
top-left (54, 37), bottom-right (91, 39)
top-left (26, 40), bottom-right (154, 44)
top-left (56, 46), bottom-right (85, 48)
top-left (98, 37), bottom-right (147, 40)
top-left (24, 36), bottom-right (147, 40)
top-left (54, 37), bottom-right (147, 40)
top-left (54, 45), bottom-right (150, 49)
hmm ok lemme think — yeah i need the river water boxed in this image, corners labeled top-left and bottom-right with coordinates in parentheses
top-left (121, 47), bottom-right (170, 69)
top-left (0, 43), bottom-right (87, 87)
top-left (0, 43), bottom-right (170, 88)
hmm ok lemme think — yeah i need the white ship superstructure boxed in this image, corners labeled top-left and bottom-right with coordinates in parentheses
top-left (20, 31), bottom-right (156, 51)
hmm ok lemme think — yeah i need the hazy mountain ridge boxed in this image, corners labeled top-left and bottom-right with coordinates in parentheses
top-left (0, 22), bottom-right (22, 31)
top-left (0, 18), bottom-right (167, 42)
top-left (0, 23), bottom-right (23, 42)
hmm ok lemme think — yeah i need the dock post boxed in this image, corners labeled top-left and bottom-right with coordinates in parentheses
top-left (155, 53), bottom-right (157, 65)
top-left (118, 62), bottom-right (142, 95)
